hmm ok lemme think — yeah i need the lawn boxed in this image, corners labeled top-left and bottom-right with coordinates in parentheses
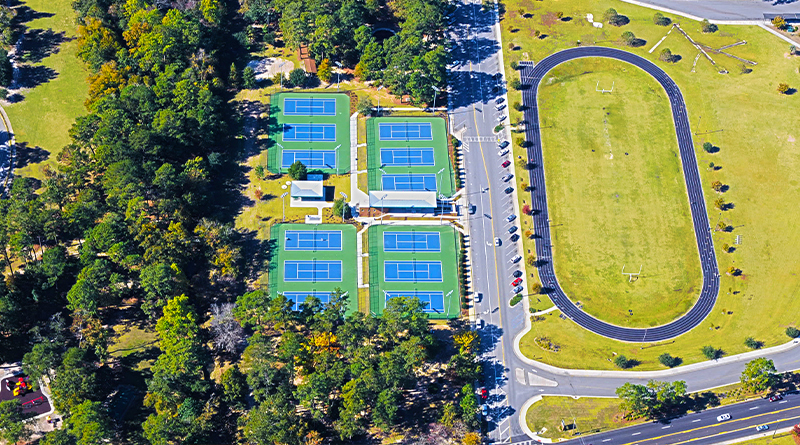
top-left (526, 396), bottom-right (636, 440)
top-left (535, 57), bottom-right (701, 327)
top-left (5, 0), bottom-right (89, 181)
top-left (505, 0), bottom-right (800, 369)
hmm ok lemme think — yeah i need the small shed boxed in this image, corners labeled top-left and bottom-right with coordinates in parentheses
top-left (291, 180), bottom-right (324, 200)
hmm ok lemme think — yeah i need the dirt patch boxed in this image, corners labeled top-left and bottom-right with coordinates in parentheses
top-left (789, 135), bottom-right (796, 143)
top-left (542, 12), bottom-right (558, 27)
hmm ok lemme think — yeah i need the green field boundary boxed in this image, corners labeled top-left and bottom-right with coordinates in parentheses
top-left (267, 224), bottom-right (281, 297)
top-left (266, 97), bottom-right (279, 174)
top-left (368, 227), bottom-right (380, 316)
top-left (366, 119), bottom-right (379, 192)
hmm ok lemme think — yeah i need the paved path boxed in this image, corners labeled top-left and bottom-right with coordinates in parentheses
top-left (519, 47), bottom-right (719, 342)
top-left (0, 103), bottom-right (14, 193)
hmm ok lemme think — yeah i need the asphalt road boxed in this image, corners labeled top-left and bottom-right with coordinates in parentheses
top-left (519, 47), bottom-right (720, 342)
top-left (626, 0), bottom-right (800, 21)
top-left (561, 391), bottom-right (800, 445)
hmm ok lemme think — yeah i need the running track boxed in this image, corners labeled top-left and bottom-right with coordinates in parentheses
top-left (519, 47), bottom-right (720, 342)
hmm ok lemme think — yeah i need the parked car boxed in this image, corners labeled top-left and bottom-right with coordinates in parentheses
top-left (496, 97), bottom-right (505, 104)
top-left (512, 286), bottom-right (523, 294)
top-left (476, 319), bottom-right (484, 329)
top-left (499, 148), bottom-right (509, 157)
top-left (513, 270), bottom-right (523, 278)
top-left (756, 425), bottom-right (769, 432)
top-left (502, 174), bottom-right (513, 182)
top-left (511, 255), bottom-right (522, 263)
top-left (504, 187), bottom-right (514, 194)
top-left (498, 140), bottom-right (510, 149)
top-left (475, 293), bottom-right (482, 303)
top-left (510, 234), bottom-right (520, 242)
top-left (481, 404), bottom-right (489, 417)
top-left (508, 226), bottom-right (517, 234)
top-left (512, 278), bottom-right (522, 286)
top-left (496, 104), bottom-right (506, 112)
top-left (506, 214), bottom-right (516, 222)
top-left (716, 413), bottom-right (731, 422)
top-left (497, 115), bottom-right (506, 122)
top-left (502, 160), bottom-right (511, 168)
top-left (480, 388), bottom-right (488, 399)
top-left (468, 204), bottom-right (476, 215)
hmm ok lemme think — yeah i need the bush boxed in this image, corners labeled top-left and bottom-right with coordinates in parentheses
top-left (332, 197), bottom-right (351, 221)
top-left (786, 327), bottom-right (800, 338)
top-left (701, 345), bottom-right (723, 360)
top-left (659, 48), bottom-right (675, 63)
top-left (703, 142), bottom-right (714, 153)
top-left (658, 353), bottom-right (680, 368)
top-left (509, 78), bottom-right (522, 90)
top-left (243, 67), bottom-right (258, 89)
top-left (510, 294), bottom-right (523, 306)
top-left (288, 68), bottom-right (307, 88)
top-left (653, 12), bottom-right (671, 26)
top-left (510, 61), bottom-right (518, 70)
top-left (701, 19), bottom-right (718, 33)
top-left (288, 161), bottom-right (307, 180)
top-left (744, 337), bottom-right (762, 350)
top-left (357, 96), bottom-right (374, 116)
top-left (614, 355), bottom-right (633, 369)
top-left (254, 165), bottom-right (265, 179)
top-left (494, 124), bottom-right (503, 133)
top-left (512, 101), bottom-right (523, 111)
top-left (777, 83), bottom-right (790, 94)
top-left (621, 31), bottom-right (636, 46)
top-left (317, 59), bottom-right (332, 83)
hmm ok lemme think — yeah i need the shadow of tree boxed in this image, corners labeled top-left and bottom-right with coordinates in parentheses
top-left (14, 64), bottom-right (57, 89)
top-left (18, 28), bottom-right (71, 64)
top-left (10, 3), bottom-right (55, 25)
top-left (14, 141), bottom-right (49, 168)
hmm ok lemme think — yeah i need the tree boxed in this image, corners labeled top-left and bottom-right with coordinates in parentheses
top-left (463, 432), bottom-right (481, 445)
top-left (530, 282), bottom-right (542, 294)
top-left (0, 48), bottom-right (12, 87)
top-left (603, 8), bottom-right (618, 22)
top-left (459, 384), bottom-right (479, 429)
top-left (289, 68), bottom-right (307, 88)
top-left (332, 197), bottom-right (351, 221)
top-left (621, 31), bottom-right (636, 45)
top-left (772, 16), bottom-right (787, 29)
top-left (453, 330), bottom-right (479, 354)
top-left (509, 78), bottom-right (522, 90)
top-left (741, 358), bottom-right (777, 392)
top-left (288, 161), bottom-right (308, 180)
top-left (228, 62), bottom-right (239, 87)
top-left (317, 59), bottom-right (332, 83)
top-left (714, 198), bottom-right (726, 210)
top-left (701, 345), bottom-right (723, 360)
top-left (614, 355), bottom-right (633, 369)
top-left (787, 327), bottom-right (800, 338)
top-left (659, 48), bottom-right (675, 63)
top-left (616, 382), bottom-right (652, 417)
top-left (65, 401), bottom-right (112, 445)
top-left (744, 337), bottom-right (762, 350)
top-left (243, 67), bottom-right (258, 89)
top-left (703, 142), bottom-right (714, 153)
top-left (711, 180), bottom-right (723, 192)
top-left (220, 365), bottom-right (247, 410)
top-left (0, 400), bottom-right (29, 444)
top-left (556, 11), bottom-right (564, 19)
top-left (357, 96), bottom-right (373, 116)
top-left (23, 342), bottom-right (59, 389)
top-left (50, 348), bottom-right (98, 415)
top-left (210, 302), bottom-right (244, 353)
top-left (373, 388), bottom-right (401, 430)
top-left (778, 83), bottom-right (790, 94)
top-left (658, 353), bottom-right (680, 368)
top-left (722, 243), bottom-right (731, 253)
top-left (701, 19), bottom-right (718, 33)
top-left (39, 430), bottom-right (76, 445)
top-left (653, 12), bottom-right (671, 26)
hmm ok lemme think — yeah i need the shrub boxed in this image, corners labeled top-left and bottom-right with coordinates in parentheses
top-left (621, 31), bottom-right (636, 45)
top-left (659, 48), bottom-right (675, 63)
top-left (254, 165), bottom-right (265, 179)
top-left (778, 83), bottom-right (790, 94)
top-left (526, 255), bottom-right (536, 266)
top-left (744, 337), bottom-right (762, 350)
top-left (288, 161), bottom-right (307, 180)
top-left (773, 16), bottom-right (787, 29)
top-left (510, 61), bottom-right (518, 70)
top-left (614, 355), bottom-right (633, 369)
top-left (556, 11), bottom-right (563, 19)
top-left (786, 327), bottom-right (800, 338)
top-left (513, 101), bottom-right (522, 111)
top-left (515, 136), bottom-right (524, 147)
top-left (288, 68), bottom-right (307, 88)
top-left (659, 353), bottom-right (680, 368)
top-left (701, 19), bottom-right (718, 33)
top-left (357, 96), bottom-right (374, 116)
top-left (701, 345), bottom-right (723, 360)
top-left (703, 142), bottom-right (714, 153)
top-left (510, 294), bottom-right (523, 306)
top-left (317, 59), bottom-right (332, 83)
top-left (522, 204), bottom-right (531, 215)
top-left (494, 124), bottom-right (503, 133)
top-left (510, 78), bottom-right (522, 90)
top-left (653, 12), bottom-right (671, 26)
top-left (711, 180), bottom-right (723, 191)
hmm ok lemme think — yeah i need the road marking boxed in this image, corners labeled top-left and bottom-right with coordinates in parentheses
top-left (631, 432), bottom-right (641, 436)
top-left (670, 413), bottom-right (800, 445)
top-left (661, 426), bottom-right (671, 429)
top-left (779, 401), bottom-right (788, 404)
top-left (749, 406), bottom-right (759, 410)
top-left (692, 419), bottom-right (702, 422)
top-left (602, 440), bottom-right (612, 442)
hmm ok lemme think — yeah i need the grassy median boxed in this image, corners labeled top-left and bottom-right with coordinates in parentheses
top-left (505, 0), bottom-right (800, 369)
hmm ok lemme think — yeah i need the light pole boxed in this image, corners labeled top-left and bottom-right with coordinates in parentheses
top-left (431, 85), bottom-right (441, 114)
top-left (335, 61), bottom-right (343, 92)
top-left (278, 61), bottom-right (285, 90)
top-left (436, 167), bottom-right (445, 194)
top-left (280, 192), bottom-right (289, 221)
top-left (339, 191), bottom-right (348, 221)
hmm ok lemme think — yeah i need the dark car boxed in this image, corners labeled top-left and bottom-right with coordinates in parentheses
top-left (506, 214), bottom-right (516, 222)
top-left (510, 234), bottom-right (520, 242)
top-left (513, 270), bottom-right (522, 278)
top-left (498, 140), bottom-right (510, 149)
top-left (504, 187), bottom-right (513, 194)
top-left (508, 226), bottom-right (518, 234)
top-left (468, 204), bottom-right (476, 215)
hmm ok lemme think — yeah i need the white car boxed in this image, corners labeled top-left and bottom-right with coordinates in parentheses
top-left (476, 319), bottom-right (484, 329)
top-left (716, 413), bottom-right (731, 422)
top-left (511, 255), bottom-right (522, 263)
top-left (494, 237), bottom-right (502, 246)
top-left (497, 115), bottom-right (507, 122)
top-left (499, 148), bottom-right (509, 156)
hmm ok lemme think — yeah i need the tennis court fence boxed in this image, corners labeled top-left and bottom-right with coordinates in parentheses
top-left (368, 227), bottom-right (381, 316)
top-left (366, 121), bottom-right (380, 192)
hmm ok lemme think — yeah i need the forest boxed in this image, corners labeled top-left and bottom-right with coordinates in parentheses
top-left (0, 1), bottom-right (474, 444)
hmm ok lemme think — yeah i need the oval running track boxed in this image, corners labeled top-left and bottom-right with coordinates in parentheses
top-left (519, 46), bottom-right (720, 342)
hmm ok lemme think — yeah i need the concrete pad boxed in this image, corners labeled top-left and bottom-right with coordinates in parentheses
top-left (247, 58), bottom-right (295, 80)
top-left (527, 372), bottom-right (558, 387)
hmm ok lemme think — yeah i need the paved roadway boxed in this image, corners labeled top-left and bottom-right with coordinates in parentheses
top-left (625, 0), bottom-right (800, 21)
top-left (520, 47), bottom-right (720, 342)
top-left (448, 3), bottom-right (800, 444)
top-left (560, 391), bottom-right (800, 445)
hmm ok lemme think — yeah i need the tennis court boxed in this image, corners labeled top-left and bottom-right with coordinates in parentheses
top-left (284, 260), bottom-right (343, 282)
top-left (284, 97), bottom-right (336, 116)
top-left (380, 147), bottom-right (436, 166)
top-left (379, 122), bottom-right (433, 141)
top-left (282, 291), bottom-right (333, 310)
top-left (285, 230), bottom-right (342, 251)
top-left (384, 261), bottom-right (443, 282)
top-left (383, 231), bottom-right (441, 252)
top-left (385, 291), bottom-right (445, 313)
top-left (281, 150), bottom-right (337, 168)
top-left (382, 174), bottom-right (437, 191)
top-left (283, 123), bottom-right (336, 142)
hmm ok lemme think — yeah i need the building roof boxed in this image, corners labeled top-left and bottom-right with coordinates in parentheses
top-left (291, 180), bottom-right (324, 198)
top-left (369, 191), bottom-right (437, 208)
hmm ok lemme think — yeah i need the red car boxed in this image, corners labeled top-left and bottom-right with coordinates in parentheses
top-left (480, 388), bottom-right (488, 399)
top-left (502, 160), bottom-right (511, 168)
top-left (511, 278), bottom-right (523, 287)
top-left (769, 394), bottom-right (783, 402)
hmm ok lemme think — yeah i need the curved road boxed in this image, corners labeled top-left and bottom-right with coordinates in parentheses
top-left (520, 47), bottom-right (720, 343)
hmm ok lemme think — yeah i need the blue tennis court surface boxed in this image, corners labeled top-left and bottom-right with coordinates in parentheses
top-left (283, 124), bottom-right (336, 142)
top-left (282, 291), bottom-right (332, 310)
top-left (382, 174), bottom-right (437, 191)
top-left (284, 261), bottom-right (342, 282)
top-left (385, 291), bottom-right (444, 312)
top-left (379, 122), bottom-right (433, 141)
top-left (380, 147), bottom-right (435, 166)
top-left (384, 261), bottom-right (443, 282)
top-left (285, 230), bottom-right (342, 251)
top-left (284, 97), bottom-right (336, 116)
top-left (281, 150), bottom-right (336, 168)
top-left (383, 231), bottom-right (441, 252)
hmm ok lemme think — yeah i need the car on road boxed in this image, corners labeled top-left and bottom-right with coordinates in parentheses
top-left (502, 160), bottom-right (511, 168)
top-left (475, 293), bottom-right (482, 303)
top-left (481, 404), bottom-right (488, 417)
top-left (508, 226), bottom-right (517, 234)
top-left (468, 204), bottom-right (476, 215)
top-left (496, 97), bottom-right (505, 104)
top-left (511, 255), bottom-right (522, 263)
top-left (476, 319), bottom-right (484, 329)
top-left (503, 187), bottom-right (514, 194)
top-left (769, 394), bottom-right (783, 402)
top-left (494, 238), bottom-right (501, 246)
top-left (510, 234), bottom-right (520, 242)
top-left (506, 214), bottom-right (516, 222)
top-left (498, 140), bottom-right (510, 149)
top-left (513, 270), bottom-right (522, 278)
top-left (512, 278), bottom-right (522, 287)
top-left (502, 174), bottom-right (513, 182)
top-left (756, 425), bottom-right (769, 432)
top-left (480, 388), bottom-right (488, 399)
top-left (716, 413), bottom-right (731, 422)
top-left (499, 148), bottom-right (509, 156)
top-left (512, 286), bottom-right (523, 294)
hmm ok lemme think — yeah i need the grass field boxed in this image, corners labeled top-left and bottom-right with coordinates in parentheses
top-left (526, 396), bottom-right (636, 440)
top-left (366, 117), bottom-right (455, 197)
top-left (268, 223), bottom-right (359, 314)
top-left (367, 225), bottom-right (461, 319)
top-left (504, 0), bottom-right (800, 370)
top-left (537, 58), bottom-right (701, 327)
top-left (5, 0), bottom-right (89, 181)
